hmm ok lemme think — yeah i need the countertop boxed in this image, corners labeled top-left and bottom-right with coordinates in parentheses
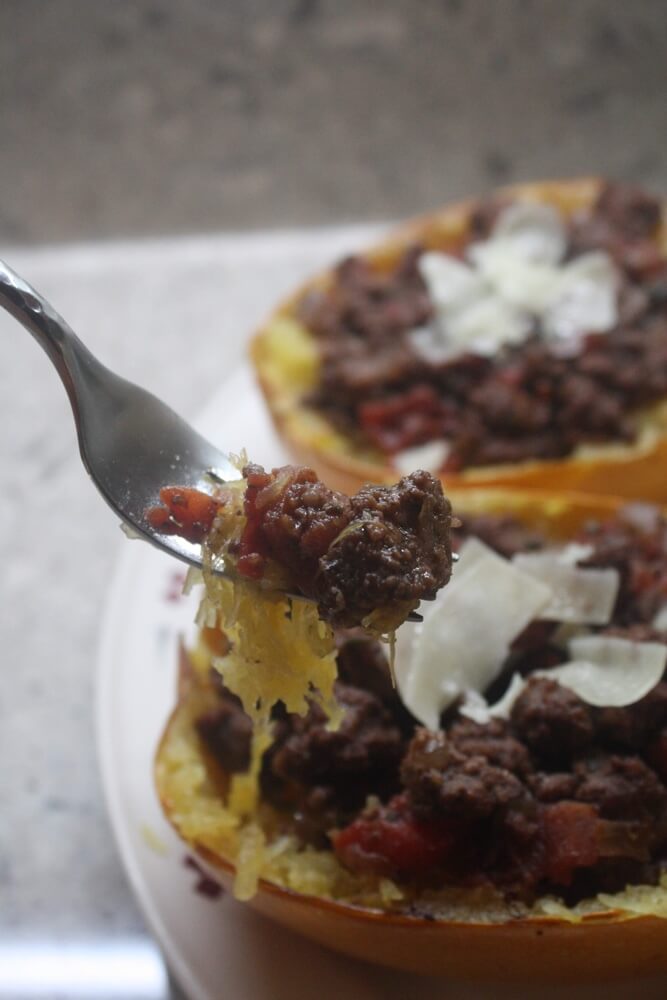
top-left (0, 223), bottom-right (380, 999)
top-left (3, 1), bottom-right (667, 244)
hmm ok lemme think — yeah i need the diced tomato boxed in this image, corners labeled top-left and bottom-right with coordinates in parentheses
top-left (235, 466), bottom-right (277, 578)
top-left (236, 465), bottom-right (303, 579)
top-left (541, 801), bottom-right (600, 885)
top-left (146, 487), bottom-right (221, 544)
top-left (359, 385), bottom-right (449, 455)
top-left (333, 795), bottom-right (456, 879)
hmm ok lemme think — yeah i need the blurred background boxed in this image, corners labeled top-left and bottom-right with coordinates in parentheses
top-left (2, 2), bottom-right (667, 998)
top-left (3, 0), bottom-right (667, 245)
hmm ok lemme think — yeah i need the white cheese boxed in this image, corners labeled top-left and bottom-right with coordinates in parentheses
top-left (396, 539), bottom-right (552, 730)
top-left (470, 248), bottom-right (560, 313)
top-left (459, 672), bottom-right (527, 724)
top-left (418, 253), bottom-right (486, 312)
top-left (543, 252), bottom-right (618, 345)
top-left (556, 543), bottom-right (595, 565)
top-left (393, 439), bottom-right (450, 476)
top-left (414, 201), bottom-right (619, 364)
top-left (512, 550), bottom-right (619, 624)
top-left (485, 201), bottom-right (567, 265)
top-left (536, 635), bottom-right (667, 707)
top-left (445, 294), bottom-right (531, 355)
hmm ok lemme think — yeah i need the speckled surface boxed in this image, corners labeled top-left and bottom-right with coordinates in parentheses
top-left (0, 224), bottom-right (381, 999)
top-left (2, 0), bottom-right (667, 243)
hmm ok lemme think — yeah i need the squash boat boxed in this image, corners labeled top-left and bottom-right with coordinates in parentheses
top-left (250, 178), bottom-right (667, 500)
top-left (156, 488), bottom-right (667, 983)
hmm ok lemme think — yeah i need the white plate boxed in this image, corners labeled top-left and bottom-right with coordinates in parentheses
top-left (96, 364), bottom-right (667, 1000)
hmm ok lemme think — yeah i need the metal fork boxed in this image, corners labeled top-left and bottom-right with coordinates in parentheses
top-left (0, 257), bottom-right (241, 571)
top-left (0, 256), bottom-right (425, 619)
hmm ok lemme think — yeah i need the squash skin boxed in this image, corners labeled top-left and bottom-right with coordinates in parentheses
top-left (155, 489), bottom-right (667, 982)
top-left (250, 177), bottom-right (667, 501)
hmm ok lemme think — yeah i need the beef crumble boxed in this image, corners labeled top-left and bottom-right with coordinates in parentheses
top-left (195, 508), bottom-right (667, 903)
top-left (300, 181), bottom-right (667, 472)
top-left (147, 463), bottom-right (453, 630)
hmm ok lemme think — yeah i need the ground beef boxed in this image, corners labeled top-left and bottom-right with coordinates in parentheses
top-left (511, 677), bottom-right (595, 765)
top-left (261, 682), bottom-right (406, 840)
top-left (400, 730), bottom-right (532, 825)
top-left (238, 464), bottom-right (452, 628)
top-left (315, 470), bottom-right (453, 626)
top-left (196, 682), bottom-right (253, 774)
top-left (529, 771), bottom-right (579, 803)
top-left (300, 249), bottom-right (433, 347)
top-left (594, 681), bottom-right (667, 751)
top-left (335, 636), bottom-right (415, 734)
top-left (446, 717), bottom-right (534, 778)
top-left (577, 510), bottom-right (667, 624)
top-left (573, 754), bottom-right (667, 822)
top-left (302, 180), bottom-right (667, 471)
top-left (570, 181), bottom-right (662, 270)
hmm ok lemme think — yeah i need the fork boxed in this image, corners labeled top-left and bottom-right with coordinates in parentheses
top-left (0, 257), bottom-right (427, 619)
top-left (0, 257), bottom-right (241, 571)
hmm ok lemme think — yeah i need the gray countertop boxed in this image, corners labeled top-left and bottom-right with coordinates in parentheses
top-left (2, 0), bottom-right (667, 244)
top-left (0, 224), bottom-right (380, 999)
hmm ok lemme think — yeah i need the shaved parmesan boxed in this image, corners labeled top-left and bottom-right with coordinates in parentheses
top-left (470, 249), bottom-right (559, 313)
top-left (485, 201), bottom-right (567, 265)
top-left (536, 636), bottom-right (667, 707)
top-left (396, 539), bottom-right (552, 729)
top-left (543, 252), bottom-right (618, 345)
top-left (556, 543), bottom-right (594, 565)
top-left (393, 439), bottom-right (450, 476)
top-left (459, 672), bottom-right (527, 724)
top-left (418, 253), bottom-right (486, 312)
top-left (512, 550), bottom-right (619, 624)
top-left (444, 295), bottom-right (531, 355)
top-left (414, 201), bottom-right (619, 365)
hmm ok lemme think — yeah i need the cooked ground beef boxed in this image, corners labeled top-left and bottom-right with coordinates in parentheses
top-left (301, 181), bottom-right (667, 471)
top-left (238, 463), bottom-right (453, 628)
top-left (573, 753), bottom-right (667, 822)
top-left (149, 463), bottom-right (453, 630)
top-left (511, 677), bottom-right (595, 765)
top-left (197, 508), bottom-right (667, 902)
top-left (400, 729), bottom-right (533, 825)
top-left (196, 699), bottom-right (252, 774)
top-left (446, 717), bottom-right (534, 778)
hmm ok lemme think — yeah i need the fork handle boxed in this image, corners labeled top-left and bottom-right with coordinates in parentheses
top-left (0, 257), bottom-right (104, 417)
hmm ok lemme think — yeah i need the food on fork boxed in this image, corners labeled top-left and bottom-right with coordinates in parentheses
top-left (148, 461), bottom-right (453, 632)
top-left (251, 178), bottom-right (667, 499)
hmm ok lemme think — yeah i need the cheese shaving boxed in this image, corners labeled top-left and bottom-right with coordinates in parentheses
top-left (459, 673), bottom-right (527, 724)
top-left (393, 439), bottom-right (450, 475)
top-left (536, 635), bottom-right (667, 707)
top-left (512, 549), bottom-right (619, 624)
top-left (414, 200), bottom-right (619, 361)
top-left (396, 539), bottom-right (552, 729)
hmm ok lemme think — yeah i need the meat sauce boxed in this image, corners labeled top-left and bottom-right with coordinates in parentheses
top-left (196, 507), bottom-right (667, 903)
top-left (147, 463), bottom-right (453, 630)
top-left (301, 181), bottom-right (667, 472)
